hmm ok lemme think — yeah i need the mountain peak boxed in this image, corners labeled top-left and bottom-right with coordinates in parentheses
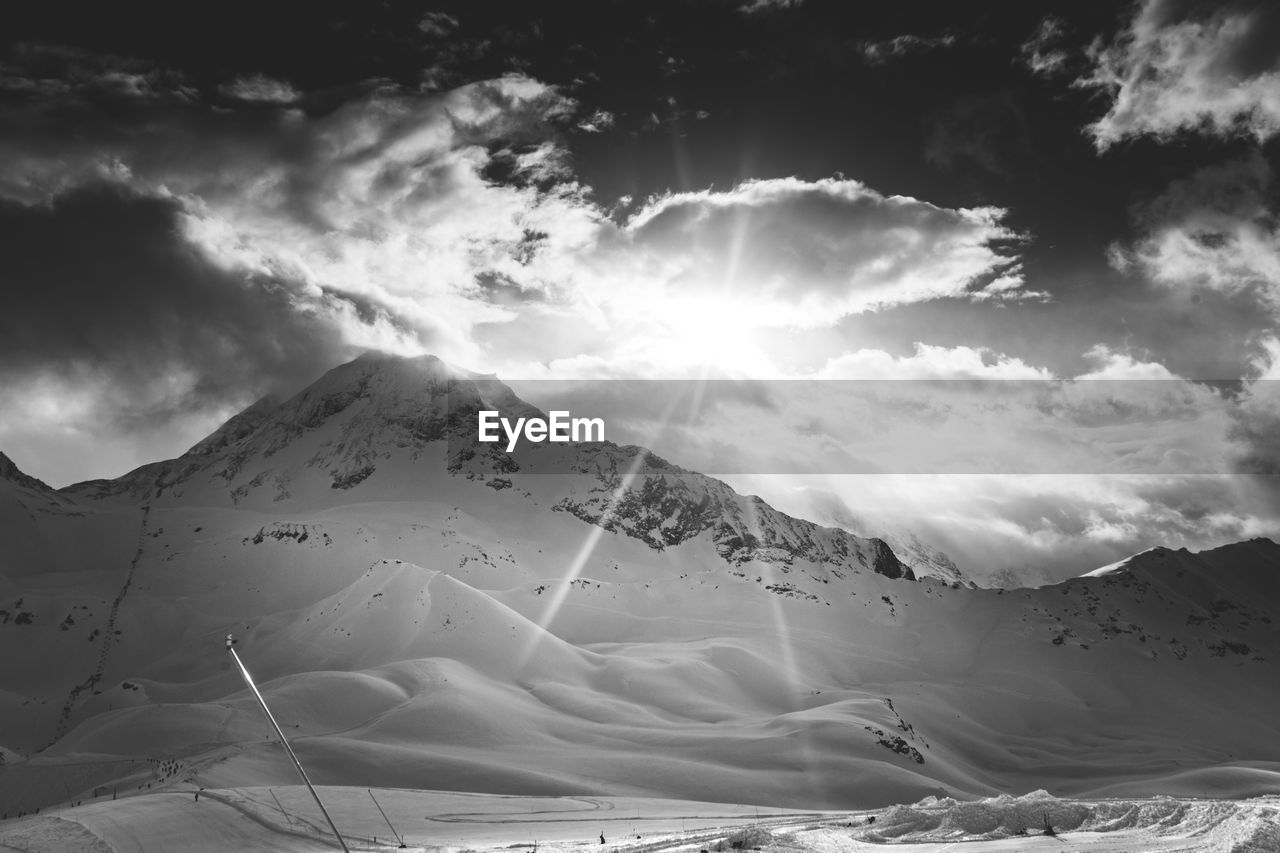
top-left (1076, 539), bottom-right (1280, 612)
top-left (0, 451), bottom-right (53, 493)
top-left (56, 352), bottom-right (917, 582)
top-left (1081, 546), bottom-right (1168, 579)
top-left (61, 351), bottom-right (527, 502)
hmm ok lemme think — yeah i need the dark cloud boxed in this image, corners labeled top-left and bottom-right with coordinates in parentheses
top-left (1230, 379), bottom-right (1280, 476)
top-left (0, 183), bottom-right (358, 424)
top-left (472, 272), bottom-right (547, 307)
top-left (0, 41), bottom-right (204, 109)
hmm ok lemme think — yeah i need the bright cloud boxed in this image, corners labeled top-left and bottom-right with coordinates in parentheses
top-left (0, 75), bottom-right (598, 365)
top-left (816, 343), bottom-right (1052, 380)
top-left (1081, 0), bottom-right (1280, 149)
top-left (1112, 153), bottom-right (1280, 311)
top-left (1076, 344), bottom-right (1179, 380)
top-left (0, 74), bottom-right (1030, 382)
top-left (617, 178), bottom-right (1027, 329)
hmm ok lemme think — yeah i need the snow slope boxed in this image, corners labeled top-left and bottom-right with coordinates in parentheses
top-left (1, 787), bottom-right (1277, 852)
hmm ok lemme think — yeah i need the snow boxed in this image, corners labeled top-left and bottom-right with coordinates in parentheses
top-left (1, 788), bottom-right (1278, 852)
top-left (1080, 547), bottom-right (1161, 578)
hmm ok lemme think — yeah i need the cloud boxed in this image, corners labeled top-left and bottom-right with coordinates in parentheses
top-left (0, 184), bottom-right (389, 485)
top-left (576, 108), bottom-right (615, 133)
top-left (1020, 16), bottom-right (1070, 76)
top-left (738, 0), bottom-right (803, 14)
top-left (219, 73), bottom-right (300, 104)
top-left (816, 343), bottom-right (1052, 380)
top-left (748, 472), bottom-right (1279, 585)
top-left (417, 11), bottom-right (460, 37)
top-left (1067, 342), bottom-right (1280, 485)
top-left (1230, 338), bottom-right (1280, 475)
top-left (1080, 0), bottom-right (1280, 149)
top-left (711, 343), bottom-right (1280, 582)
top-left (1075, 344), bottom-right (1180, 379)
top-left (0, 45), bottom-right (1039, 390)
top-left (508, 342), bottom-right (1244, 484)
top-left (616, 177), bottom-right (1028, 329)
top-left (0, 65), bottom-right (597, 481)
top-left (0, 42), bottom-right (193, 101)
top-left (1102, 152), bottom-right (1280, 483)
top-left (0, 72), bottom-right (594, 363)
top-left (1112, 153), bottom-right (1280, 308)
top-left (728, 344), bottom-right (1280, 583)
top-left (859, 34), bottom-right (957, 65)
top-left (0, 49), bottom-right (1173, 496)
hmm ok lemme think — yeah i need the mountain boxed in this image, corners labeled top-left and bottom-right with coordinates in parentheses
top-left (1078, 541), bottom-right (1280, 622)
top-left (0, 451), bottom-right (55, 494)
top-left (1, 353), bottom-right (1278, 817)
top-left (784, 487), bottom-right (970, 586)
top-left (62, 353), bottom-right (912, 580)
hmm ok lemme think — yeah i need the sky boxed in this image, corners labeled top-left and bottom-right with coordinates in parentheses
top-left (2, 0), bottom-right (1279, 582)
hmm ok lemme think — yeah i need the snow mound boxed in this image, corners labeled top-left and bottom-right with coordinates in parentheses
top-left (871, 790), bottom-right (1088, 839)
top-left (858, 790), bottom-right (1280, 849)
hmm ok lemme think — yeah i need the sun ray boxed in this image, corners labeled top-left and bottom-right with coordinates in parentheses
top-left (516, 387), bottom-right (693, 670)
top-left (741, 488), bottom-right (818, 788)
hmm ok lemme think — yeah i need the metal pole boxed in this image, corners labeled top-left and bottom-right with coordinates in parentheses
top-left (368, 788), bottom-right (407, 847)
top-left (226, 634), bottom-right (349, 852)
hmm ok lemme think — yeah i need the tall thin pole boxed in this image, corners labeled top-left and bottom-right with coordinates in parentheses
top-left (226, 635), bottom-right (349, 852)
top-left (368, 788), bottom-right (406, 848)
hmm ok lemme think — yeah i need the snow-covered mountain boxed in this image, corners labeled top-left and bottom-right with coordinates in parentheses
top-left (64, 353), bottom-right (913, 581)
top-left (0, 451), bottom-right (55, 495)
top-left (783, 487), bottom-right (970, 586)
top-left (1, 353), bottom-right (1278, 818)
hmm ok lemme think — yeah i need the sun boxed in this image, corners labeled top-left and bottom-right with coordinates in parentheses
top-left (657, 301), bottom-right (781, 378)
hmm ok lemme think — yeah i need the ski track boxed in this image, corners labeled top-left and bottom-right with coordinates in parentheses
top-left (45, 505), bottom-right (151, 748)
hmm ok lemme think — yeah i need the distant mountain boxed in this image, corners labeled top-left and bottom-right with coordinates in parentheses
top-left (789, 487), bottom-right (970, 586)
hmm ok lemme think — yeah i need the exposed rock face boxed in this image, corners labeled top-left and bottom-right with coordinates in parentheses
top-left (870, 538), bottom-right (911, 580)
top-left (797, 489), bottom-right (968, 585)
top-left (555, 448), bottom-right (913, 580)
